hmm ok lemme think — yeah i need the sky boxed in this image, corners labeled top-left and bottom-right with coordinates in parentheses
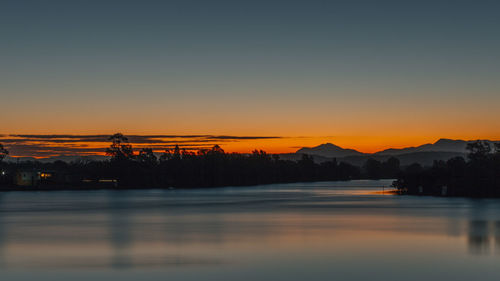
top-left (1, 0), bottom-right (500, 156)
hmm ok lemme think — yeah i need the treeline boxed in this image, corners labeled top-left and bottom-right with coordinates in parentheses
top-left (0, 133), bottom-right (403, 189)
top-left (393, 141), bottom-right (500, 197)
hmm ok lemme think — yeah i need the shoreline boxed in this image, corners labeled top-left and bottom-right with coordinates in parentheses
top-left (0, 179), bottom-right (394, 192)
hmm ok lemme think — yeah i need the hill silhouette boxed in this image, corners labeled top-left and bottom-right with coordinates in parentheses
top-left (290, 139), bottom-right (498, 166)
top-left (375, 138), bottom-right (474, 155)
top-left (296, 143), bottom-right (365, 158)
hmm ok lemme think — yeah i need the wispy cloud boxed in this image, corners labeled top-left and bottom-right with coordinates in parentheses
top-left (0, 134), bottom-right (283, 158)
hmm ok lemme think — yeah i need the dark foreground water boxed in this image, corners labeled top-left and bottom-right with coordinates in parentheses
top-left (0, 180), bottom-right (499, 281)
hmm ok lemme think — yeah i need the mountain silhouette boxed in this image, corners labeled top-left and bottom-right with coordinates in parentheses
top-left (295, 139), bottom-right (497, 159)
top-left (296, 143), bottom-right (365, 158)
top-left (290, 138), bottom-right (498, 166)
top-left (374, 138), bottom-right (495, 155)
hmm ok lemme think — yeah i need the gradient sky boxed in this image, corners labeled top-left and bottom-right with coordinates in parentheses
top-left (1, 0), bottom-right (500, 155)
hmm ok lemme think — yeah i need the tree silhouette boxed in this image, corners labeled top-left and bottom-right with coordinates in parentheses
top-left (106, 133), bottom-right (134, 161)
top-left (137, 148), bottom-right (157, 166)
top-left (172, 145), bottom-right (181, 160)
top-left (364, 158), bottom-right (382, 179)
top-left (395, 140), bottom-right (500, 197)
top-left (466, 140), bottom-right (491, 161)
top-left (159, 148), bottom-right (172, 162)
top-left (209, 145), bottom-right (224, 155)
top-left (0, 143), bottom-right (8, 162)
top-left (383, 157), bottom-right (400, 178)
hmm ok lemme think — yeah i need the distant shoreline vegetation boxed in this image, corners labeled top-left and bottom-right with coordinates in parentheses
top-left (1, 135), bottom-right (498, 196)
top-left (0, 133), bottom-right (400, 190)
top-left (393, 141), bottom-right (500, 197)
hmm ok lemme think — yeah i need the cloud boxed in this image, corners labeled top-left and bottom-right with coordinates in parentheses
top-left (206, 136), bottom-right (282, 140)
top-left (0, 134), bottom-right (283, 158)
top-left (10, 134), bottom-right (281, 142)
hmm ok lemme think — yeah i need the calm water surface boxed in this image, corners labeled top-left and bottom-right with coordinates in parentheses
top-left (0, 180), bottom-right (499, 280)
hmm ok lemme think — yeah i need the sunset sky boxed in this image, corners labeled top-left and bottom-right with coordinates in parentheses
top-left (1, 0), bottom-right (500, 157)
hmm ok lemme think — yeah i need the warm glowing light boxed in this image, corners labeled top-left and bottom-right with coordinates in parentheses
top-left (39, 173), bottom-right (52, 179)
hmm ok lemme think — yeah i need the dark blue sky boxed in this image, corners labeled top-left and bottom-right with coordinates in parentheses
top-left (1, 0), bottom-right (499, 149)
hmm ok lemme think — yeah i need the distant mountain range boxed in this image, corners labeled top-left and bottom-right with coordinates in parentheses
top-left (282, 139), bottom-right (498, 166)
top-left (374, 138), bottom-right (486, 155)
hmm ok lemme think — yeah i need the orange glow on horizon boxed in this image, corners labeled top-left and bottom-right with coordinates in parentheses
top-left (3, 133), bottom-right (499, 158)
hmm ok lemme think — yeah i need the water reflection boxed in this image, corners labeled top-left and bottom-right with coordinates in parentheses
top-left (0, 194), bottom-right (5, 268)
top-left (467, 220), bottom-right (500, 255)
top-left (0, 180), bottom-right (499, 281)
top-left (108, 192), bottom-right (132, 269)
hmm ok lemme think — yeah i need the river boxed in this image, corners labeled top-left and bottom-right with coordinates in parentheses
top-left (0, 180), bottom-right (499, 280)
